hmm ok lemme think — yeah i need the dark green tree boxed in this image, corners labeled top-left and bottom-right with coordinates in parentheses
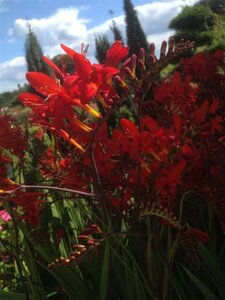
top-left (169, 1), bottom-right (225, 51)
top-left (108, 10), bottom-right (123, 42)
top-left (169, 4), bottom-right (214, 32)
top-left (169, 3), bottom-right (215, 47)
top-left (95, 34), bottom-right (110, 64)
top-left (24, 24), bottom-right (49, 185)
top-left (110, 20), bottom-right (123, 42)
top-left (52, 54), bottom-right (74, 74)
top-left (25, 24), bottom-right (50, 74)
top-left (95, 19), bottom-right (123, 65)
top-left (123, 0), bottom-right (148, 56)
top-left (201, 0), bottom-right (225, 14)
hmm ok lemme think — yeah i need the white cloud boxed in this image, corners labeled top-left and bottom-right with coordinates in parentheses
top-left (0, 57), bottom-right (26, 92)
top-left (8, 7), bottom-right (90, 56)
top-left (1, 0), bottom-right (199, 92)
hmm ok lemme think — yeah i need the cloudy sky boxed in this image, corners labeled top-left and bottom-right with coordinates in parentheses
top-left (0, 0), bottom-right (199, 92)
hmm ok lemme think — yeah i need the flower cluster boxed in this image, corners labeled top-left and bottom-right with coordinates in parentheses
top-left (1, 39), bottom-right (225, 259)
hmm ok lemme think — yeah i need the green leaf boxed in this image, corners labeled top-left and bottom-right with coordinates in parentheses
top-left (182, 265), bottom-right (218, 300)
top-left (0, 291), bottom-right (34, 300)
top-left (198, 243), bottom-right (225, 299)
top-left (99, 240), bottom-right (110, 300)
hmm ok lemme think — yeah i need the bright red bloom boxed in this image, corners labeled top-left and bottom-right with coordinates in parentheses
top-left (61, 43), bottom-right (119, 104)
top-left (105, 40), bottom-right (129, 67)
top-left (188, 228), bottom-right (209, 243)
top-left (9, 191), bottom-right (44, 227)
top-left (0, 115), bottom-right (26, 156)
top-left (25, 72), bottom-right (63, 96)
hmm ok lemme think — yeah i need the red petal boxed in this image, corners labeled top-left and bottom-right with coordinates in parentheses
top-left (209, 98), bottom-right (219, 113)
top-left (73, 52), bottom-right (93, 79)
top-left (194, 100), bottom-right (209, 123)
top-left (173, 115), bottom-right (182, 138)
top-left (120, 119), bottom-right (139, 136)
top-left (141, 116), bottom-right (158, 132)
top-left (169, 160), bottom-right (187, 183)
top-left (61, 43), bottom-right (77, 59)
top-left (105, 41), bottom-right (129, 67)
top-left (19, 92), bottom-right (45, 105)
top-left (61, 44), bottom-right (93, 79)
top-left (80, 82), bottom-right (98, 104)
top-left (42, 56), bottom-right (64, 79)
top-left (189, 228), bottom-right (209, 243)
top-left (26, 72), bottom-right (62, 96)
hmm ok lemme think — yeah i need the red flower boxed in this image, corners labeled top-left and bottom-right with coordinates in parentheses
top-left (10, 191), bottom-right (44, 227)
top-left (0, 115), bottom-right (26, 156)
top-left (188, 228), bottom-right (209, 243)
top-left (25, 72), bottom-right (63, 96)
top-left (105, 40), bottom-right (129, 67)
top-left (61, 43), bottom-right (119, 104)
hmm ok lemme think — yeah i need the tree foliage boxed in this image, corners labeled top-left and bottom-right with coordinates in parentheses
top-left (95, 34), bottom-right (111, 64)
top-left (201, 0), bottom-right (225, 14)
top-left (123, 0), bottom-right (148, 56)
top-left (51, 54), bottom-right (74, 74)
top-left (169, 1), bottom-right (225, 50)
top-left (25, 25), bottom-right (50, 74)
top-left (169, 4), bottom-right (214, 32)
top-left (110, 20), bottom-right (123, 42)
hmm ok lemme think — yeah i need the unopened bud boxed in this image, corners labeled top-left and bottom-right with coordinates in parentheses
top-left (138, 48), bottom-right (145, 62)
top-left (160, 41), bottom-right (167, 60)
top-left (78, 235), bottom-right (90, 241)
top-left (124, 67), bottom-right (137, 81)
top-left (73, 244), bottom-right (86, 250)
top-left (71, 251), bottom-right (81, 256)
top-left (149, 55), bottom-right (157, 64)
top-left (137, 60), bottom-right (146, 74)
top-left (168, 37), bottom-right (175, 52)
top-left (149, 43), bottom-right (155, 56)
top-left (87, 239), bottom-right (95, 246)
top-left (131, 54), bottom-right (137, 71)
top-left (114, 75), bottom-right (128, 91)
top-left (91, 224), bottom-right (102, 233)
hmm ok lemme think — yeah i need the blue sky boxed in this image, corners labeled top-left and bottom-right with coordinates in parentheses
top-left (0, 0), bottom-right (198, 92)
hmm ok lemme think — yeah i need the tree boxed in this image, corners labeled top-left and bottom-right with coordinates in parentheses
top-left (52, 54), bottom-right (74, 74)
top-left (201, 0), bottom-right (225, 14)
top-left (110, 20), bottom-right (123, 42)
top-left (25, 24), bottom-right (50, 74)
top-left (123, 0), bottom-right (148, 56)
top-left (95, 34), bottom-right (110, 64)
top-left (24, 24), bottom-right (50, 185)
top-left (169, 1), bottom-right (225, 51)
top-left (169, 3), bottom-right (215, 47)
top-left (95, 20), bottom-right (123, 65)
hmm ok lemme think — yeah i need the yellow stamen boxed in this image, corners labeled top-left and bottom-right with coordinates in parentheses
top-left (84, 104), bottom-right (101, 118)
top-left (58, 129), bottom-right (85, 152)
top-left (73, 118), bottom-right (92, 132)
top-left (151, 151), bottom-right (162, 161)
top-left (141, 161), bottom-right (151, 173)
top-left (69, 138), bottom-right (85, 152)
top-left (96, 94), bottom-right (110, 108)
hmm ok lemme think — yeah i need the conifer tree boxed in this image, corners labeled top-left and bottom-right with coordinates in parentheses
top-left (95, 34), bottom-right (110, 64)
top-left (25, 24), bottom-right (50, 74)
top-left (110, 20), bottom-right (123, 42)
top-left (123, 0), bottom-right (148, 56)
top-left (24, 24), bottom-right (49, 185)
